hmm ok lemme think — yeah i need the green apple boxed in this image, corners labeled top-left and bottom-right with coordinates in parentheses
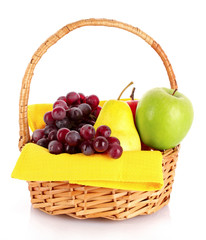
top-left (135, 87), bottom-right (194, 150)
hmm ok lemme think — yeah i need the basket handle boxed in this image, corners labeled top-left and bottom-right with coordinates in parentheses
top-left (18, 18), bottom-right (178, 150)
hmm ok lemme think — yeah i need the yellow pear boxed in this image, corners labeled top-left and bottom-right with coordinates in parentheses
top-left (94, 100), bottom-right (141, 151)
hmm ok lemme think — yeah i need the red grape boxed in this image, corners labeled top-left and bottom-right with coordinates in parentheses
top-left (96, 125), bottom-right (111, 138)
top-left (37, 138), bottom-right (49, 148)
top-left (86, 95), bottom-right (99, 109)
top-left (93, 136), bottom-right (109, 152)
top-left (80, 124), bottom-right (95, 140)
top-left (85, 119), bottom-right (95, 126)
top-left (78, 103), bottom-right (92, 116)
top-left (108, 143), bottom-right (123, 159)
top-left (44, 111), bottom-right (55, 125)
top-left (67, 107), bottom-right (83, 121)
top-left (44, 125), bottom-right (57, 136)
top-left (32, 129), bottom-right (45, 143)
top-left (64, 144), bottom-right (77, 154)
top-left (65, 130), bottom-right (81, 146)
top-left (52, 106), bottom-right (66, 120)
top-left (57, 128), bottom-right (70, 143)
top-left (78, 93), bottom-right (86, 103)
top-left (57, 96), bottom-right (67, 102)
top-left (48, 140), bottom-right (63, 154)
top-left (48, 130), bottom-right (57, 141)
top-left (80, 141), bottom-right (95, 155)
top-left (55, 117), bottom-right (72, 129)
top-left (77, 122), bottom-right (86, 129)
top-left (66, 92), bottom-right (80, 105)
top-left (107, 137), bottom-right (120, 146)
top-left (92, 106), bottom-right (102, 118)
top-left (53, 100), bottom-right (69, 110)
top-left (33, 91), bottom-right (123, 157)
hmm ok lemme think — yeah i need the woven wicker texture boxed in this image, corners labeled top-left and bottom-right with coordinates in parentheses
top-left (28, 146), bottom-right (179, 220)
top-left (19, 18), bottom-right (179, 220)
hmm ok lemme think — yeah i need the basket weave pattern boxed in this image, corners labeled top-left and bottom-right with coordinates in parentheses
top-left (19, 19), bottom-right (179, 220)
top-left (28, 146), bottom-right (179, 220)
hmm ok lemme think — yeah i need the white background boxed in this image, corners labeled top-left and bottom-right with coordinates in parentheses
top-left (1, 0), bottom-right (205, 239)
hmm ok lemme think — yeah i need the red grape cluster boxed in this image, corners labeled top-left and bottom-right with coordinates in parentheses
top-left (32, 92), bottom-right (123, 159)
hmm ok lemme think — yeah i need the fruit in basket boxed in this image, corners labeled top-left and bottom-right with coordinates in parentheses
top-left (66, 92), bottom-right (81, 105)
top-left (53, 100), bottom-right (69, 110)
top-left (127, 100), bottom-right (138, 122)
top-left (44, 111), bottom-right (55, 125)
top-left (126, 87), bottom-right (139, 122)
top-left (80, 140), bottom-right (95, 155)
top-left (78, 93), bottom-right (86, 103)
top-left (86, 95), bottom-right (100, 109)
top-left (115, 82), bottom-right (139, 123)
top-left (93, 106), bottom-right (102, 118)
top-left (64, 144), bottom-right (77, 154)
top-left (135, 87), bottom-right (194, 150)
top-left (93, 136), bottom-right (109, 152)
top-left (94, 100), bottom-right (141, 151)
top-left (55, 118), bottom-right (72, 129)
top-left (78, 103), bottom-right (92, 116)
top-left (52, 106), bottom-right (66, 120)
top-left (108, 143), bottom-right (123, 159)
top-left (95, 125), bottom-right (111, 138)
top-left (48, 140), bottom-right (63, 154)
top-left (32, 129), bottom-right (45, 143)
top-left (80, 124), bottom-right (95, 140)
top-left (32, 91), bottom-right (122, 158)
top-left (57, 128), bottom-right (70, 143)
top-left (37, 138), bottom-right (49, 148)
top-left (107, 136), bottom-right (120, 146)
top-left (48, 130), bottom-right (57, 141)
top-left (67, 107), bottom-right (83, 121)
top-left (57, 96), bottom-right (67, 102)
top-left (65, 130), bottom-right (81, 146)
top-left (44, 125), bottom-right (57, 136)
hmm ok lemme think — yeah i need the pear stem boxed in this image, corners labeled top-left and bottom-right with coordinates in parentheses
top-left (130, 87), bottom-right (136, 100)
top-left (172, 89), bottom-right (178, 96)
top-left (117, 81), bottom-right (134, 100)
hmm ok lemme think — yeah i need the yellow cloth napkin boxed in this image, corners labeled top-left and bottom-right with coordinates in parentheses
top-left (12, 143), bottom-right (163, 191)
top-left (12, 101), bottom-right (164, 191)
top-left (28, 103), bottom-right (53, 132)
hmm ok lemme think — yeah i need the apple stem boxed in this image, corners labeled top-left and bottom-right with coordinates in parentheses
top-left (117, 81), bottom-right (134, 100)
top-left (130, 87), bottom-right (136, 100)
top-left (172, 89), bottom-right (178, 96)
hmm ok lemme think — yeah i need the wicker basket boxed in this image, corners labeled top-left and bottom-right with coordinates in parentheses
top-left (19, 18), bottom-right (179, 220)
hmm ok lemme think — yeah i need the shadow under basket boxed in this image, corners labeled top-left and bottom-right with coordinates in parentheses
top-left (19, 19), bottom-right (180, 220)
